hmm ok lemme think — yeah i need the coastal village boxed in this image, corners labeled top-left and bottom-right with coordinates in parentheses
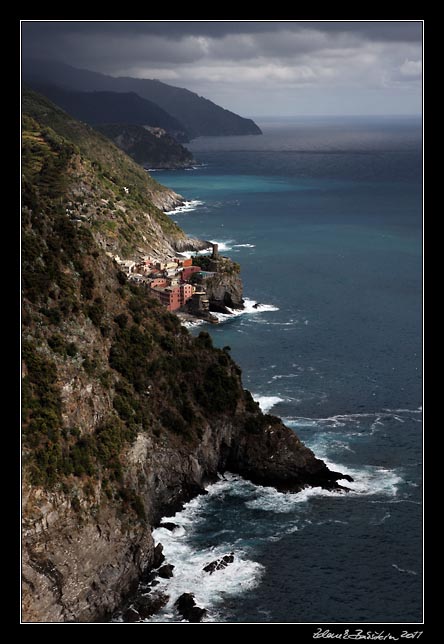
top-left (108, 243), bottom-right (222, 323)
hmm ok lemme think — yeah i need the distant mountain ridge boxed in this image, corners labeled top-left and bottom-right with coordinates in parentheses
top-left (22, 59), bottom-right (262, 139)
top-left (28, 84), bottom-right (190, 141)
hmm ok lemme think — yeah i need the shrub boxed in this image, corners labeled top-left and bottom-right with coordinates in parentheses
top-left (195, 363), bottom-right (240, 413)
top-left (80, 269), bottom-right (95, 300)
top-left (48, 333), bottom-right (66, 355)
top-left (40, 307), bottom-right (62, 324)
top-left (82, 356), bottom-right (98, 376)
top-left (160, 408), bottom-right (187, 435)
top-left (114, 313), bottom-right (128, 329)
top-left (87, 297), bottom-right (104, 327)
top-left (117, 271), bottom-right (127, 285)
top-left (195, 331), bottom-right (213, 350)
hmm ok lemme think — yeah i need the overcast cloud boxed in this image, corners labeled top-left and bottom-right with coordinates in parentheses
top-left (21, 21), bottom-right (423, 116)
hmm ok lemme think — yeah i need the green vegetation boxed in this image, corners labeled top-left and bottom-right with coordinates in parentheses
top-left (22, 87), bottom-right (184, 250)
top-left (192, 254), bottom-right (240, 275)
top-left (192, 255), bottom-right (211, 270)
top-left (21, 87), bottom-right (253, 525)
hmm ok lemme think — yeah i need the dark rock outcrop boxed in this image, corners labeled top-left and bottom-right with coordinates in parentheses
top-left (173, 238), bottom-right (211, 253)
top-left (152, 544), bottom-right (165, 569)
top-left (122, 607), bottom-right (141, 623)
top-left (174, 593), bottom-right (207, 623)
top-left (157, 564), bottom-right (175, 579)
top-left (202, 269), bottom-right (244, 311)
top-left (135, 592), bottom-right (169, 618)
top-left (203, 553), bottom-right (234, 574)
top-left (208, 301), bottom-right (233, 315)
top-left (226, 416), bottom-right (353, 493)
top-left (159, 522), bottom-right (179, 532)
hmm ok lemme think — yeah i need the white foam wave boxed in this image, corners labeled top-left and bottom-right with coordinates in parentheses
top-left (243, 458), bottom-right (402, 514)
top-left (210, 298), bottom-right (280, 325)
top-left (392, 563), bottom-right (418, 576)
top-left (180, 318), bottom-right (206, 329)
top-left (243, 299), bottom-right (279, 313)
top-left (144, 478), bottom-right (264, 622)
top-left (255, 319), bottom-right (299, 327)
top-left (252, 395), bottom-right (285, 414)
top-left (370, 511), bottom-right (391, 525)
top-left (165, 200), bottom-right (204, 215)
top-left (245, 484), bottom-right (343, 513)
top-left (185, 164), bottom-right (209, 171)
top-left (271, 373), bottom-right (300, 381)
top-left (181, 240), bottom-right (237, 257)
top-left (283, 407), bottom-right (421, 433)
top-left (233, 243), bottom-right (256, 248)
top-left (383, 407), bottom-right (423, 415)
top-left (319, 456), bottom-right (403, 498)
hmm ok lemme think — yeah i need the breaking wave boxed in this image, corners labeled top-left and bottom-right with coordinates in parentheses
top-left (165, 200), bottom-right (205, 215)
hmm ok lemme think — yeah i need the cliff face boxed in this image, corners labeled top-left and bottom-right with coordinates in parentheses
top-left (95, 124), bottom-right (195, 169)
top-left (192, 255), bottom-right (244, 312)
top-left (205, 272), bottom-right (244, 311)
top-left (23, 403), bottom-right (342, 622)
top-left (21, 88), bottom-right (349, 623)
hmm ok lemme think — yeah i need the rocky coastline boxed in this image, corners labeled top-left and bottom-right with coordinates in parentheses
top-left (22, 87), bottom-right (351, 623)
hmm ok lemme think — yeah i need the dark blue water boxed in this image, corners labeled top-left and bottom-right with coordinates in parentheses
top-left (146, 118), bottom-right (423, 623)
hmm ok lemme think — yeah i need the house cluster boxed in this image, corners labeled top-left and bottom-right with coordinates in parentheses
top-left (113, 253), bottom-right (213, 314)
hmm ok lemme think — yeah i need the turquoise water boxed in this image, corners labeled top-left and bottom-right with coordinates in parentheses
top-left (146, 118), bottom-right (422, 623)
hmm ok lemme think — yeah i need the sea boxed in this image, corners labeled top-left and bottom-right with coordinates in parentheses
top-left (142, 116), bottom-right (423, 623)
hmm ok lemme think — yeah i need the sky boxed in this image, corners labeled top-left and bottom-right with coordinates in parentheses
top-left (21, 21), bottom-right (423, 117)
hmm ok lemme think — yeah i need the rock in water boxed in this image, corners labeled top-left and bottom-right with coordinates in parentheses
top-left (157, 564), bottom-right (175, 579)
top-left (159, 522), bottom-right (179, 532)
top-left (174, 593), bottom-right (207, 623)
top-left (203, 553), bottom-right (235, 574)
top-left (152, 543), bottom-right (165, 569)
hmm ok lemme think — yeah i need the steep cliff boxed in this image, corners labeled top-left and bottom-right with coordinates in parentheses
top-left (95, 124), bottom-right (195, 169)
top-left (21, 89), bottom-right (349, 623)
top-left (205, 272), bottom-right (244, 312)
top-left (192, 254), bottom-right (244, 312)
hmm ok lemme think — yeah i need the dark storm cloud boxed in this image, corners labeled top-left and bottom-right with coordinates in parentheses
top-left (21, 20), bottom-right (422, 41)
top-left (21, 20), bottom-right (422, 116)
top-left (21, 21), bottom-right (422, 71)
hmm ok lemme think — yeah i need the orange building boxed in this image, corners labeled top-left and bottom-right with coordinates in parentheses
top-left (180, 283), bottom-right (193, 305)
top-left (182, 265), bottom-right (201, 281)
top-left (149, 278), bottom-right (169, 289)
top-left (174, 257), bottom-right (193, 268)
top-left (151, 283), bottom-right (194, 312)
